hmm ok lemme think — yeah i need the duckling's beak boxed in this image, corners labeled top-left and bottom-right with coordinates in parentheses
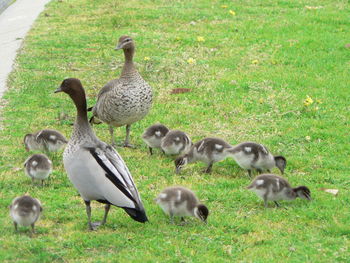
top-left (54, 87), bottom-right (62, 93)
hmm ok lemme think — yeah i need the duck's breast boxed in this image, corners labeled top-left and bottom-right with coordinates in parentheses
top-left (63, 148), bottom-right (136, 208)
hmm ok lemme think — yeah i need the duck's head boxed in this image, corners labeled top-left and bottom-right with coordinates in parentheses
top-left (55, 78), bottom-right (87, 114)
top-left (194, 204), bottom-right (209, 223)
top-left (294, 186), bottom-right (312, 200)
top-left (274, 155), bottom-right (287, 174)
top-left (115, 35), bottom-right (134, 51)
top-left (55, 78), bottom-right (83, 96)
top-left (23, 134), bottom-right (34, 151)
top-left (174, 155), bottom-right (189, 174)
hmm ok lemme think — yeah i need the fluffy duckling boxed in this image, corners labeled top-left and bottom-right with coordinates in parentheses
top-left (55, 78), bottom-right (148, 230)
top-left (142, 123), bottom-right (169, 155)
top-left (155, 186), bottom-right (209, 224)
top-left (9, 195), bottom-right (42, 234)
top-left (175, 137), bottom-right (234, 174)
top-left (24, 129), bottom-right (68, 152)
top-left (160, 130), bottom-right (192, 156)
top-left (229, 142), bottom-right (286, 177)
top-left (247, 174), bottom-right (311, 207)
top-left (24, 154), bottom-right (52, 186)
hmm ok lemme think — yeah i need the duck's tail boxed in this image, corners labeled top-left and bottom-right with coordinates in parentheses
top-left (123, 207), bottom-right (149, 223)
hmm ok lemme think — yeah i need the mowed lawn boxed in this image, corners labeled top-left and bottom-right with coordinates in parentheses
top-left (0, 0), bottom-right (349, 262)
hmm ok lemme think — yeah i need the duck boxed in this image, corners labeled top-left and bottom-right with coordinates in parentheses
top-left (89, 35), bottom-right (153, 147)
top-left (247, 174), bottom-right (311, 207)
top-left (9, 195), bottom-right (42, 234)
top-left (142, 123), bottom-right (169, 155)
top-left (55, 78), bottom-right (148, 230)
top-left (175, 137), bottom-right (234, 174)
top-left (24, 154), bottom-right (52, 186)
top-left (24, 129), bottom-right (68, 152)
top-left (160, 130), bottom-right (192, 156)
top-left (228, 142), bottom-right (286, 177)
top-left (155, 186), bottom-right (209, 224)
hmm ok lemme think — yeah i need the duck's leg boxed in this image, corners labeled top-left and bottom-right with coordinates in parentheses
top-left (179, 216), bottom-right (188, 226)
top-left (267, 169), bottom-right (271, 173)
top-left (85, 200), bottom-right (94, 230)
top-left (13, 221), bottom-right (18, 232)
top-left (149, 147), bottom-right (153, 155)
top-left (85, 200), bottom-right (100, 230)
top-left (247, 169), bottom-right (252, 178)
top-left (169, 210), bottom-right (174, 224)
top-left (264, 199), bottom-right (268, 208)
top-left (263, 192), bottom-right (269, 208)
top-left (204, 163), bottom-right (213, 174)
top-left (257, 168), bottom-right (263, 174)
top-left (31, 223), bottom-right (35, 234)
top-left (109, 125), bottom-right (116, 147)
top-left (101, 204), bottom-right (111, 225)
top-left (123, 124), bottom-right (135, 148)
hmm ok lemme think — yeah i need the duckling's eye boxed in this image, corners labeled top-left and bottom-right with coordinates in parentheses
top-left (125, 38), bottom-right (132, 42)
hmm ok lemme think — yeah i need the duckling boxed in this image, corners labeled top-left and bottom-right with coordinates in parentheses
top-left (229, 142), bottom-right (286, 177)
top-left (160, 130), bottom-right (192, 156)
top-left (24, 154), bottom-right (52, 186)
top-left (155, 186), bottom-right (209, 224)
top-left (9, 195), bottom-right (43, 234)
top-left (142, 123), bottom-right (169, 155)
top-left (247, 174), bottom-right (311, 207)
top-left (24, 129), bottom-right (68, 152)
top-left (175, 137), bottom-right (234, 174)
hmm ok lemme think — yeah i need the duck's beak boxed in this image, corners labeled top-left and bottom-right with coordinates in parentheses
top-left (54, 87), bottom-right (62, 93)
top-left (115, 43), bottom-right (122, 50)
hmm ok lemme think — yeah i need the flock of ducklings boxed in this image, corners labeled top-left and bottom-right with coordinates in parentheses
top-left (9, 36), bottom-right (312, 235)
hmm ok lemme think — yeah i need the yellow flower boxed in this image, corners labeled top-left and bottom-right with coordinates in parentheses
top-left (221, 5), bottom-right (228, 8)
top-left (304, 96), bottom-right (314, 107)
top-left (252, 59), bottom-right (259, 65)
top-left (187, 58), bottom-right (196, 64)
top-left (229, 10), bottom-right (236, 16)
top-left (175, 36), bottom-right (181, 41)
top-left (143, 56), bottom-right (150, 61)
top-left (197, 36), bottom-right (205, 42)
top-left (316, 99), bottom-right (323, 104)
top-left (259, 98), bottom-right (264, 104)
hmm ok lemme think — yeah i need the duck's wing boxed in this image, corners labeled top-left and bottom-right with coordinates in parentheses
top-left (86, 144), bottom-right (148, 223)
top-left (96, 78), bottom-right (122, 99)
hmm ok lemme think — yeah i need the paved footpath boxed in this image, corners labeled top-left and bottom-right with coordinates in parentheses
top-left (0, 0), bottom-right (50, 98)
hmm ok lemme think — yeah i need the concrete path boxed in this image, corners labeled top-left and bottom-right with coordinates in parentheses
top-left (0, 0), bottom-right (51, 98)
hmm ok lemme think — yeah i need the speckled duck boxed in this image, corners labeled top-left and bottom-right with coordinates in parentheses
top-left (90, 36), bottom-right (153, 147)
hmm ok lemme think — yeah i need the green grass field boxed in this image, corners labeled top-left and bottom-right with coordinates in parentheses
top-left (0, 0), bottom-right (349, 262)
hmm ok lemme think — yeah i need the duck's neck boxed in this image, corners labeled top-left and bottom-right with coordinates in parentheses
top-left (121, 47), bottom-right (137, 77)
top-left (186, 151), bottom-right (195, 163)
top-left (70, 93), bottom-right (94, 137)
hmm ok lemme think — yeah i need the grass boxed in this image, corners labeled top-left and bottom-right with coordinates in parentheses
top-left (0, 0), bottom-right (349, 261)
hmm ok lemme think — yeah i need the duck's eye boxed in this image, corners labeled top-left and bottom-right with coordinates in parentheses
top-left (125, 38), bottom-right (132, 42)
